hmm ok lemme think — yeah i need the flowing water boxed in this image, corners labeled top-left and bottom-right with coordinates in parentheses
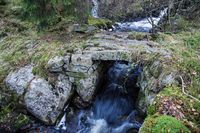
top-left (19, 1), bottom-right (167, 132)
top-left (91, 0), bottom-right (99, 18)
top-left (113, 8), bottom-right (168, 32)
top-left (21, 62), bottom-right (143, 133)
top-left (55, 62), bottom-right (142, 133)
top-left (91, 0), bottom-right (167, 32)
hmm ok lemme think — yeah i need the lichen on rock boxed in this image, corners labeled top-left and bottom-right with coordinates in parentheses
top-left (5, 65), bottom-right (35, 96)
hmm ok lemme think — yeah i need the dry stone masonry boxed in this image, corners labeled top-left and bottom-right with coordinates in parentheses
top-left (5, 32), bottom-right (177, 124)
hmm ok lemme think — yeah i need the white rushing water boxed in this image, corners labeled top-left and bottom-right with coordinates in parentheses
top-left (91, 0), bottom-right (99, 18)
top-left (114, 8), bottom-right (168, 32)
top-left (90, 0), bottom-right (168, 32)
top-left (55, 62), bottom-right (142, 133)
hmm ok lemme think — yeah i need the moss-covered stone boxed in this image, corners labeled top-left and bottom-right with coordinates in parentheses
top-left (147, 86), bottom-right (200, 130)
top-left (140, 115), bottom-right (190, 133)
top-left (128, 32), bottom-right (152, 41)
top-left (88, 16), bottom-right (112, 29)
top-left (32, 66), bottom-right (48, 79)
top-left (147, 104), bottom-right (157, 116)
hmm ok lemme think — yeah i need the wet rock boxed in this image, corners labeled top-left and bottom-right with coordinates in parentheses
top-left (24, 77), bottom-right (62, 124)
top-left (5, 65), bottom-right (35, 96)
top-left (47, 56), bottom-right (64, 72)
top-left (72, 95), bottom-right (91, 108)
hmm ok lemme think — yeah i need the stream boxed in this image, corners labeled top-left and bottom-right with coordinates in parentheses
top-left (18, 1), bottom-right (166, 133)
top-left (20, 62), bottom-right (142, 133)
top-left (91, 0), bottom-right (167, 32)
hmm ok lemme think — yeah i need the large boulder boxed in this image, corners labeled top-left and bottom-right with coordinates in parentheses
top-left (66, 54), bottom-right (100, 102)
top-left (5, 66), bottom-right (74, 124)
top-left (24, 78), bottom-right (59, 124)
top-left (24, 76), bottom-right (73, 124)
top-left (5, 65), bottom-right (35, 96)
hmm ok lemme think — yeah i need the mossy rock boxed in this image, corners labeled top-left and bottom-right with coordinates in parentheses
top-left (140, 115), bottom-right (190, 133)
top-left (88, 17), bottom-right (112, 29)
top-left (147, 86), bottom-right (200, 129)
top-left (14, 114), bottom-right (30, 130)
top-left (128, 32), bottom-right (152, 41)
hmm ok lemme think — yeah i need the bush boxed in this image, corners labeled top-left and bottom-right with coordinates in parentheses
top-left (21, 0), bottom-right (90, 28)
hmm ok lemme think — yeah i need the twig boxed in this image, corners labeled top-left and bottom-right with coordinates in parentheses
top-left (179, 75), bottom-right (200, 102)
top-left (0, 92), bottom-right (11, 97)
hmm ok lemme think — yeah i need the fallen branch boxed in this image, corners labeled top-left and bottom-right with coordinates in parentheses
top-left (179, 75), bottom-right (200, 102)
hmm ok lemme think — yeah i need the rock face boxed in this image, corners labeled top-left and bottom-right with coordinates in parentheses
top-left (5, 65), bottom-right (34, 96)
top-left (98, 0), bottom-right (168, 21)
top-left (137, 61), bottom-right (178, 114)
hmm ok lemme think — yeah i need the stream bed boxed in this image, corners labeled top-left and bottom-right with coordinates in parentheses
top-left (19, 61), bottom-right (144, 133)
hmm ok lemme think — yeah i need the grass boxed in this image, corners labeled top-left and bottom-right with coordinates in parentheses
top-left (147, 86), bottom-right (200, 129)
top-left (0, 11), bottom-right (91, 130)
top-left (0, 3), bottom-right (200, 131)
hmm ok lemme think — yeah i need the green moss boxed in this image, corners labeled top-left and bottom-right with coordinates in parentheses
top-left (140, 115), bottom-right (190, 133)
top-left (0, 103), bottom-right (13, 122)
top-left (149, 86), bottom-right (200, 128)
top-left (119, 52), bottom-right (130, 60)
top-left (88, 16), bottom-right (112, 29)
top-left (32, 66), bottom-right (48, 79)
top-left (184, 33), bottom-right (200, 49)
top-left (147, 104), bottom-right (157, 116)
top-left (14, 113), bottom-right (29, 129)
top-left (128, 32), bottom-right (151, 41)
top-left (66, 71), bottom-right (86, 79)
top-left (159, 86), bottom-right (182, 97)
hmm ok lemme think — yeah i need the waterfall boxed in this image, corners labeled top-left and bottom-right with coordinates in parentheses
top-left (113, 8), bottom-right (168, 32)
top-left (91, 0), bottom-right (99, 18)
top-left (90, 0), bottom-right (167, 32)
